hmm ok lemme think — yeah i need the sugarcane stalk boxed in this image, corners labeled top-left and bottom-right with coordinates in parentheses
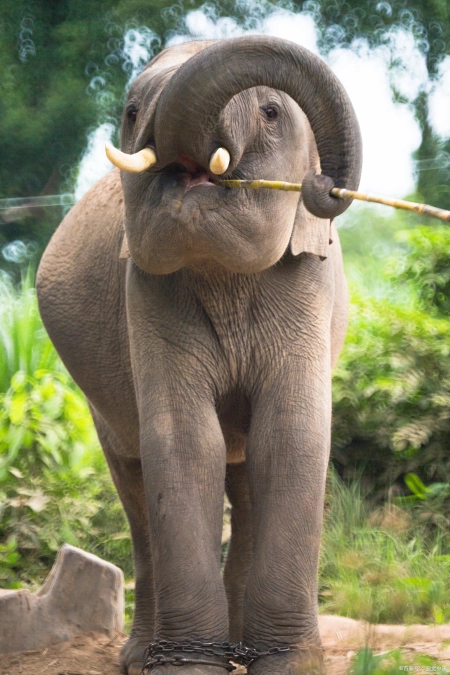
top-left (217, 179), bottom-right (303, 192)
top-left (330, 187), bottom-right (450, 222)
top-left (216, 180), bottom-right (450, 223)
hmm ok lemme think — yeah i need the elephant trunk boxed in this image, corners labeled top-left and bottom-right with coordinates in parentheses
top-left (152, 36), bottom-right (362, 220)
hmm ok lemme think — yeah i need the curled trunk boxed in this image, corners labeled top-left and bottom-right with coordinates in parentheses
top-left (151, 36), bottom-right (362, 220)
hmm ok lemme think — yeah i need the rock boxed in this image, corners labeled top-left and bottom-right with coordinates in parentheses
top-left (0, 544), bottom-right (124, 654)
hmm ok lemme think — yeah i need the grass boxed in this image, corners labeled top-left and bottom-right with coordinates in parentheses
top-left (0, 269), bottom-right (62, 393)
top-left (349, 647), bottom-right (447, 675)
top-left (320, 469), bottom-right (450, 624)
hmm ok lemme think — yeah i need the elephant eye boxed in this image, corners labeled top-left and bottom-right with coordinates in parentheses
top-left (126, 106), bottom-right (138, 122)
top-left (261, 105), bottom-right (279, 120)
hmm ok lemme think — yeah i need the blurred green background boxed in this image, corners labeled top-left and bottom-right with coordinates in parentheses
top-left (1, 0), bottom-right (450, 645)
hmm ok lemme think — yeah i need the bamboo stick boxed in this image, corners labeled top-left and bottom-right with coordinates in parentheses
top-left (216, 180), bottom-right (450, 223)
top-left (217, 179), bottom-right (303, 192)
top-left (330, 187), bottom-right (450, 222)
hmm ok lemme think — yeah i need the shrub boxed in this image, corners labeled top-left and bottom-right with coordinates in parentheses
top-left (332, 289), bottom-right (450, 490)
top-left (0, 368), bottom-right (131, 587)
top-left (0, 370), bottom-right (96, 481)
top-left (332, 225), bottom-right (450, 494)
top-left (391, 226), bottom-right (450, 315)
top-left (0, 273), bottom-right (131, 587)
top-left (0, 460), bottom-right (131, 588)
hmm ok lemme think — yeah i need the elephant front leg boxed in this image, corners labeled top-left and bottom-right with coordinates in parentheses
top-left (138, 386), bottom-right (230, 675)
top-left (90, 412), bottom-right (155, 675)
top-left (243, 360), bottom-right (331, 675)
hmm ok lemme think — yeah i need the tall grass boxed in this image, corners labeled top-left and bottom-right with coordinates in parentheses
top-left (0, 270), bottom-right (62, 393)
top-left (320, 469), bottom-right (450, 624)
top-left (349, 647), bottom-right (443, 675)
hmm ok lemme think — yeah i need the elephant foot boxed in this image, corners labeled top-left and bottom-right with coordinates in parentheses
top-left (143, 666), bottom-right (232, 675)
top-left (248, 647), bottom-right (326, 675)
top-left (120, 635), bottom-right (152, 675)
top-left (122, 641), bottom-right (233, 675)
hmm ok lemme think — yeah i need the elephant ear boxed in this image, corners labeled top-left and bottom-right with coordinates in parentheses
top-left (290, 200), bottom-right (332, 259)
top-left (290, 125), bottom-right (332, 259)
top-left (119, 231), bottom-right (131, 260)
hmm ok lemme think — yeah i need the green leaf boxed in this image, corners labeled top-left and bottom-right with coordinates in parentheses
top-left (399, 577), bottom-right (431, 590)
top-left (10, 372), bottom-right (26, 393)
top-left (4, 425), bottom-right (25, 461)
top-left (9, 391), bottom-right (28, 425)
top-left (404, 474), bottom-right (430, 500)
top-left (433, 606), bottom-right (444, 625)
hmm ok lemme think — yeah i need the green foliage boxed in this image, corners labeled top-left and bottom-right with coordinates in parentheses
top-left (0, 0), bottom-right (209, 203)
top-left (0, 273), bottom-right (131, 588)
top-left (0, 538), bottom-right (21, 588)
top-left (0, 358), bottom-right (132, 587)
top-left (349, 647), bottom-right (444, 675)
top-left (0, 370), bottom-right (96, 481)
top-left (320, 470), bottom-right (450, 624)
top-left (396, 473), bottom-right (450, 532)
top-left (0, 0), bottom-right (205, 254)
top-left (0, 460), bottom-right (131, 589)
top-left (333, 222), bottom-right (450, 492)
top-left (392, 227), bottom-right (450, 315)
top-left (332, 287), bottom-right (450, 488)
top-left (338, 205), bottom-right (416, 282)
top-left (0, 270), bottom-right (61, 392)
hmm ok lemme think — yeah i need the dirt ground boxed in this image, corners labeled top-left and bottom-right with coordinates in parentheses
top-left (1, 616), bottom-right (450, 675)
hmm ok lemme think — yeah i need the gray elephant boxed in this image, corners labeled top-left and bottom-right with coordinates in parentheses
top-left (37, 36), bottom-right (361, 675)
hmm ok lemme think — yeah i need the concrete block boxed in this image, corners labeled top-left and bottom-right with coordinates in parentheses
top-left (0, 544), bottom-right (124, 653)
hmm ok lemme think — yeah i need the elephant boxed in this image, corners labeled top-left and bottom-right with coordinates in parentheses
top-left (37, 36), bottom-right (362, 675)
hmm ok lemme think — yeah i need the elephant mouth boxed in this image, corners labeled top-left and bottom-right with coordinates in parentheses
top-left (168, 155), bottom-right (217, 192)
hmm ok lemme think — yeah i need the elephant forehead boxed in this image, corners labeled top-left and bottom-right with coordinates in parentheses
top-left (143, 40), bottom-right (218, 76)
top-left (128, 41), bottom-right (218, 106)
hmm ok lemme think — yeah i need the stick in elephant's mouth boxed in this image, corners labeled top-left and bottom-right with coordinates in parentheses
top-left (104, 143), bottom-right (450, 223)
top-left (215, 179), bottom-right (450, 223)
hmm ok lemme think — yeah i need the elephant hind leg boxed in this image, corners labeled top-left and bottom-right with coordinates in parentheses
top-left (91, 410), bottom-right (154, 675)
top-left (224, 462), bottom-right (253, 642)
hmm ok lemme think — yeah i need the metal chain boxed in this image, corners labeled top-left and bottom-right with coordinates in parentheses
top-left (233, 642), bottom-right (296, 664)
top-left (143, 655), bottom-right (236, 671)
top-left (141, 640), bottom-right (237, 673)
top-left (140, 638), bottom-right (324, 673)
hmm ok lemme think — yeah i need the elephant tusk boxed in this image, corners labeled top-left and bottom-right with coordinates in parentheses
top-left (105, 142), bottom-right (157, 173)
top-left (209, 148), bottom-right (230, 175)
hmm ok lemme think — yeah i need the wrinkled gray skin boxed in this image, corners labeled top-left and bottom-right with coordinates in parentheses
top-left (37, 37), bottom-right (361, 675)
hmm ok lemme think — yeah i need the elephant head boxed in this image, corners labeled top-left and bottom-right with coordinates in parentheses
top-left (108, 37), bottom-right (362, 274)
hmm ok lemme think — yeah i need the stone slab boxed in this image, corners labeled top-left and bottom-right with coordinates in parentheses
top-left (0, 544), bottom-right (124, 653)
